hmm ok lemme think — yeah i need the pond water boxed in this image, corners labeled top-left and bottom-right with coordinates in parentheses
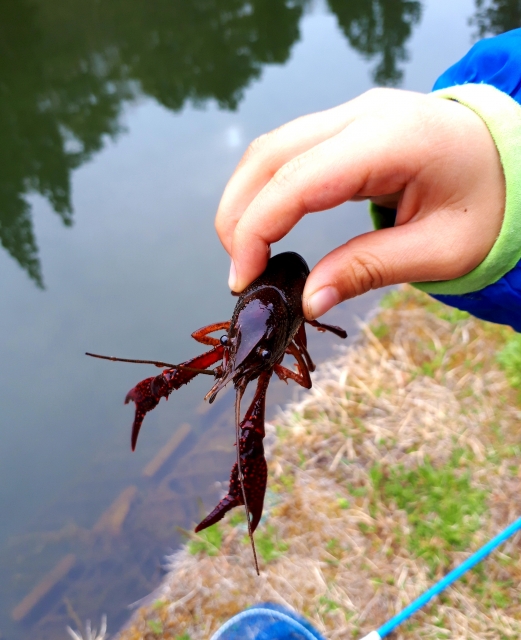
top-left (0, 0), bottom-right (518, 638)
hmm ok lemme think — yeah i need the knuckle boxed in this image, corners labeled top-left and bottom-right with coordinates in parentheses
top-left (346, 253), bottom-right (388, 295)
top-left (272, 154), bottom-right (308, 190)
top-left (243, 132), bottom-right (271, 161)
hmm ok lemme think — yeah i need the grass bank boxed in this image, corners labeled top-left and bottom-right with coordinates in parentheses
top-left (118, 287), bottom-right (521, 640)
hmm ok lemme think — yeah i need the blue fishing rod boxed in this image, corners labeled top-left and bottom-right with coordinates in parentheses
top-left (360, 515), bottom-right (521, 639)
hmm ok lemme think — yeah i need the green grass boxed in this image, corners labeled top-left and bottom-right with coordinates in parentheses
top-left (471, 576), bottom-right (515, 610)
top-left (348, 484), bottom-right (367, 497)
top-left (497, 333), bottom-right (521, 393)
top-left (318, 595), bottom-right (340, 613)
top-left (234, 512), bottom-right (289, 563)
top-left (382, 289), bottom-right (470, 324)
top-left (337, 497), bottom-right (350, 510)
top-left (380, 289), bottom-right (408, 310)
top-left (317, 594), bottom-right (354, 621)
top-left (229, 511), bottom-right (247, 527)
top-left (278, 473), bottom-right (295, 490)
top-left (188, 524), bottom-right (223, 557)
top-left (147, 620), bottom-right (163, 635)
top-left (371, 322), bottom-right (389, 340)
top-left (431, 306), bottom-right (470, 323)
top-left (370, 452), bottom-right (487, 573)
top-left (325, 538), bottom-right (343, 558)
top-left (244, 524), bottom-right (288, 563)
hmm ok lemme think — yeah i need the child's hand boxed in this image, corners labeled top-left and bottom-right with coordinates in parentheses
top-left (215, 88), bottom-right (505, 319)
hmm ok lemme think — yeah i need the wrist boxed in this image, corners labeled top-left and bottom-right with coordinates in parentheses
top-left (370, 84), bottom-right (521, 296)
top-left (416, 83), bottom-right (521, 295)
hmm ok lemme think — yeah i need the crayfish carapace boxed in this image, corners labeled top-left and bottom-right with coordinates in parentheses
top-left (87, 251), bottom-right (346, 573)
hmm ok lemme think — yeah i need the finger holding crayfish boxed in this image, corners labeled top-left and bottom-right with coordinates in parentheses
top-left (86, 251), bottom-right (347, 574)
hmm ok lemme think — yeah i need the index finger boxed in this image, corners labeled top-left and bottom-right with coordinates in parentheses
top-left (228, 117), bottom-right (412, 291)
top-left (215, 101), bottom-right (359, 255)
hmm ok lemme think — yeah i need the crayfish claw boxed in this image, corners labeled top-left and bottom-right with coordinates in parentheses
top-left (125, 376), bottom-right (162, 451)
top-left (196, 437), bottom-right (267, 534)
top-left (195, 494), bottom-right (241, 533)
top-left (241, 453), bottom-right (267, 533)
top-left (195, 461), bottom-right (243, 532)
top-left (124, 347), bottom-right (225, 451)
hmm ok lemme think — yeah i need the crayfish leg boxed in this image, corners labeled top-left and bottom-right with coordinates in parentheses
top-left (295, 322), bottom-right (308, 349)
top-left (275, 342), bottom-right (312, 389)
top-left (293, 324), bottom-right (316, 372)
top-left (191, 321), bottom-right (230, 346)
top-left (307, 318), bottom-right (347, 339)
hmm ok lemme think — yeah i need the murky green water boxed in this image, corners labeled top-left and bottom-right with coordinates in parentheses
top-left (0, 0), bottom-right (518, 637)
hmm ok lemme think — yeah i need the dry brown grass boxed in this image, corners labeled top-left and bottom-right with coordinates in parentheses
top-left (118, 287), bottom-right (521, 640)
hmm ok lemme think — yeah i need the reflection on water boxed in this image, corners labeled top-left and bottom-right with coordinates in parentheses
top-left (0, 0), bottom-right (308, 288)
top-left (472, 0), bottom-right (521, 36)
top-left (0, 0), bottom-right (131, 287)
top-left (3, 408), bottom-right (230, 637)
top-left (0, 0), bottom-right (432, 289)
top-left (327, 0), bottom-right (422, 86)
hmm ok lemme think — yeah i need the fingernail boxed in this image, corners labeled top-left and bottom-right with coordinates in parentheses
top-left (228, 259), bottom-right (237, 290)
top-left (306, 286), bottom-right (339, 319)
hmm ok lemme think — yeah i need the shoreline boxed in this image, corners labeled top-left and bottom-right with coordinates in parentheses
top-left (117, 288), bottom-right (521, 640)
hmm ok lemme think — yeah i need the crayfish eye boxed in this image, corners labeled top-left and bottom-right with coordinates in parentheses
top-left (259, 348), bottom-right (271, 360)
top-left (220, 335), bottom-right (229, 346)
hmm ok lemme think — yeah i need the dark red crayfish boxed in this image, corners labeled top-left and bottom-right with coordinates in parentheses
top-left (87, 252), bottom-right (346, 572)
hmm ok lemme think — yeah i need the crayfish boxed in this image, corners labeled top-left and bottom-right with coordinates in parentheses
top-left (87, 252), bottom-right (346, 573)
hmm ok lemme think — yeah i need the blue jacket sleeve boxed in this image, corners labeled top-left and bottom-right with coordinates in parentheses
top-left (430, 28), bottom-right (521, 332)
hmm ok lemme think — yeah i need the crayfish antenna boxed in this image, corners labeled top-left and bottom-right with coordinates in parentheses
top-left (235, 385), bottom-right (260, 576)
top-left (85, 352), bottom-right (215, 375)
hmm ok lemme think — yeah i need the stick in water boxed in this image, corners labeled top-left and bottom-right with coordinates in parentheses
top-left (85, 352), bottom-right (216, 375)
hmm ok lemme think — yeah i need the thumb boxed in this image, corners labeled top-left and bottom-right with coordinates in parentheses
top-left (302, 210), bottom-right (491, 320)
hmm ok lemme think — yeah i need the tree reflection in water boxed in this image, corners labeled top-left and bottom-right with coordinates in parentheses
top-left (0, 0), bottom-right (133, 287)
top-left (472, 0), bottom-right (521, 36)
top-left (327, 0), bottom-right (422, 86)
top-left (0, 0), bottom-right (306, 287)
top-left (0, 0), bottom-right (434, 288)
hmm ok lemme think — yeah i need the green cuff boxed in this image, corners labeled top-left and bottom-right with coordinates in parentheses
top-left (371, 83), bottom-right (521, 296)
